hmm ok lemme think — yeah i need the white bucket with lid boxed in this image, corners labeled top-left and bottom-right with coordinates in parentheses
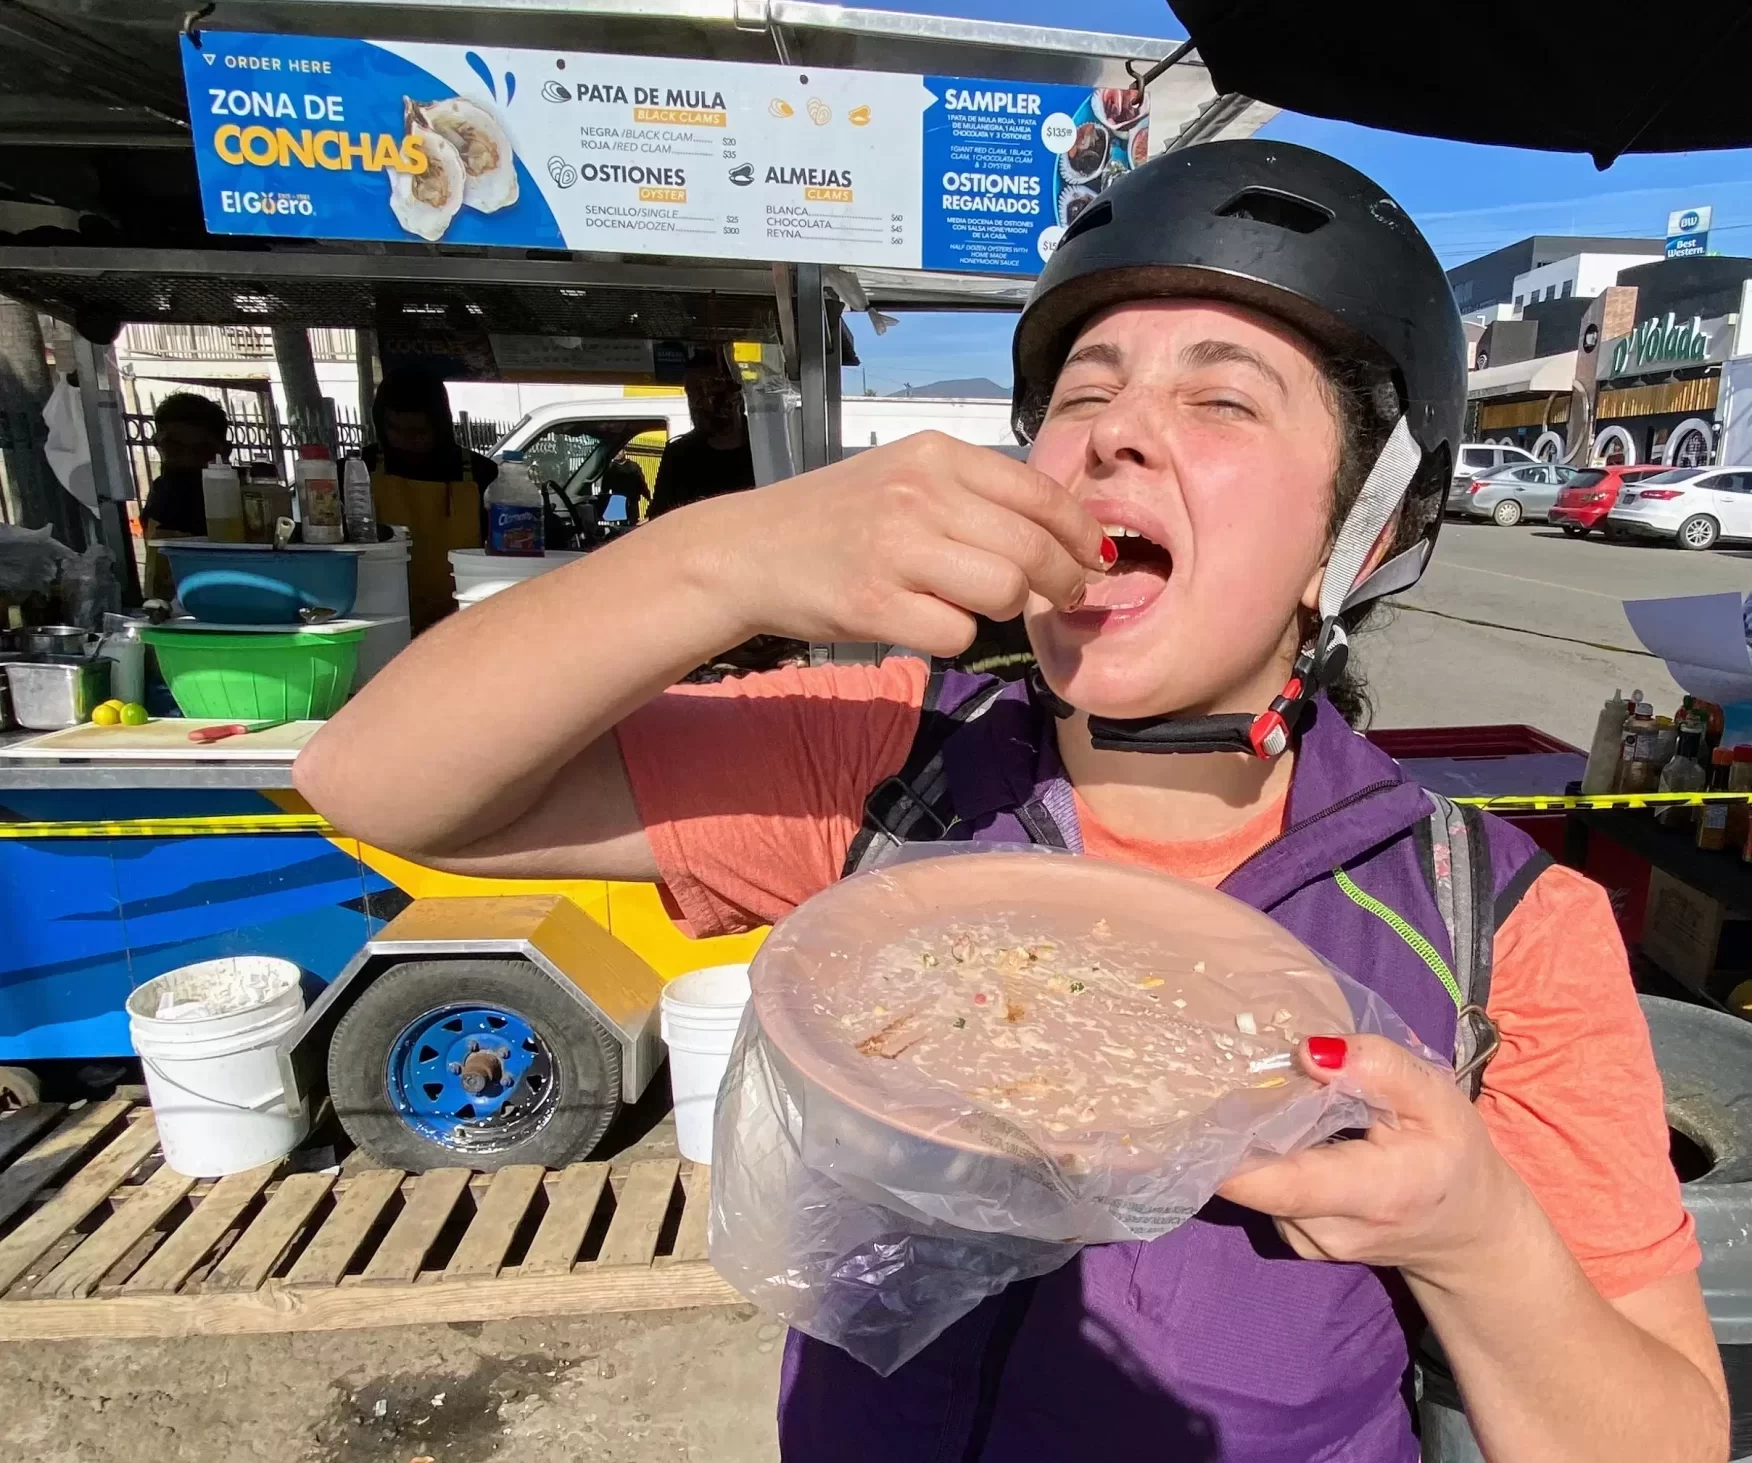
top-left (449, 547), bottom-right (584, 611)
top-left (126, 957), bottom-right (309, 1177)
top-left (659, 963), bottom-right (751, 1165)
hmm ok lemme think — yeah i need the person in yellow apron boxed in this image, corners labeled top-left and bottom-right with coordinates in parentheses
top-left (364, 363), bottom-right (499, 634)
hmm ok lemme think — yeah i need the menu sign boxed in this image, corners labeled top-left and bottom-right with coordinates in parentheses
top-left (180, 33), bottom-right (1149, 277)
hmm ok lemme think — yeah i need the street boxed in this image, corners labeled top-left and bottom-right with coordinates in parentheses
top-left (1, 522), bottom-right (1746, 1463)
top-left (1363, 521), bottom-right (1750, 747)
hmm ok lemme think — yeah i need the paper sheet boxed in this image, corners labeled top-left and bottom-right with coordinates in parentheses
top-left (1623, 592), bottom-right (1752, 705)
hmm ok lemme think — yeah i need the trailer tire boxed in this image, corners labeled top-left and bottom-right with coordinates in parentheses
top-left (1640, 997), bottom-right (1752, 1455)
top-left (0, 1066), bottom-right (41, 1112)
top-left (329, 958), bottom-right (622, 1172)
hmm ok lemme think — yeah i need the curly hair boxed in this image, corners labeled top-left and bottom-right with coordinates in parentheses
top-left (1316, 359), bottom-right (1447, 728)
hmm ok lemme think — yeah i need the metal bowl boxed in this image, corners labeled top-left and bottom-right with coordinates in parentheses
top-left (16, 625), bottom-right (95, 658)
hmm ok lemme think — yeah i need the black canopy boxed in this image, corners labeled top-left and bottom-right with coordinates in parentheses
top-left (1168, 1), bottom-right (1752, 168)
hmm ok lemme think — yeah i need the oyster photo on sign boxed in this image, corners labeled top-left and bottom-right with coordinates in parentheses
top-left (390, 99), bottom-right (466, 241)
top-left (424, 96), bottom-right (520, 214)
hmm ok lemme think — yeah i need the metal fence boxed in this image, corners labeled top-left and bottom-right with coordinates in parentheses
top-left (121, 405), bottom-right (514, 506)
top-left (120, 323), bottom-right (359, 363)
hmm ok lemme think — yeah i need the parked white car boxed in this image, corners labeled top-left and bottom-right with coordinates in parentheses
top-left (1605, 466), bottom-right (1752, 550)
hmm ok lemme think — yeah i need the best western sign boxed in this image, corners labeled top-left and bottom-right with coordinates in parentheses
top-left (1604, 312), bottom-right (1727, 377)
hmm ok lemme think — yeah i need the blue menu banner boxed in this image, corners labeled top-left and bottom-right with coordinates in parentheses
top-left (181, 32), bottom-right (1151, 278)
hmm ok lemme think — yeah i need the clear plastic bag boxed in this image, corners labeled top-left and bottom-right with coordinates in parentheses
top-left (709, 847), bottom-right (1436, 1375)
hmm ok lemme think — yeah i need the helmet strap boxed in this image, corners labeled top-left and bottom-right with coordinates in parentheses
top-left (1039, 415), bottom-right (1423, 760)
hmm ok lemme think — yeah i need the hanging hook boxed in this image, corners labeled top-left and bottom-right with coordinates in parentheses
top-left (182, 4), bottom-right (216, 47)
top-left (1126, 36), bottom-right (1197, 103)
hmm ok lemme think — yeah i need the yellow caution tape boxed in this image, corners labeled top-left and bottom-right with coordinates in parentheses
top-left (0, 813), bottom-right (335, 839)
top-left (0, 791), bottom-right (1748, 839)
top-left (1451, 791), bottom-right (1752, 813)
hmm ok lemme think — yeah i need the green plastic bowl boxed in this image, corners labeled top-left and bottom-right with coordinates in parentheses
top-left (141, 627), bottom-right (364, 720)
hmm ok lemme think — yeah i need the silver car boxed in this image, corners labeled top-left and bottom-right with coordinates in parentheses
top-left (1445, 442), bottom-right (1536, 514)
top-left (1453, 462), bottom-right (1594, 526)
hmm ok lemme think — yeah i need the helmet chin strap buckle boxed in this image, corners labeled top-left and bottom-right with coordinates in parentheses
top-left (1035, 615), bottom-right (1348, 760)
top-left (1249, 617), bottom-right (1348, 759)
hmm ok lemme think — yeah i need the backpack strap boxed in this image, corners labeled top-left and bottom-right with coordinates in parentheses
top-left (841, 668), bottom-right (1008, 878)
top-left (1421, 792), bottom-right (1502, 1100)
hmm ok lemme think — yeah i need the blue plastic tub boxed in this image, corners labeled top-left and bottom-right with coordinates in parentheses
top-left (160, 545), bottom-right (359, 624)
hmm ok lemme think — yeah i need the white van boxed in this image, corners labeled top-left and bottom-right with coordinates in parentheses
top-left (490, 398), bottom-right (693, 529)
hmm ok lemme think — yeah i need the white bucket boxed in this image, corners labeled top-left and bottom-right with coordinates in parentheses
top-left (659, 963), bottom-right (751, 1165)
top-left (449, 547), bottom-right (584, 611)
top-left (126, 957), bottom-right (309, 1177)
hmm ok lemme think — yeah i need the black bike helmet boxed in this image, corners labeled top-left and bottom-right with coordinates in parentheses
top-left (1012, 139), bottom-right (1466, 757)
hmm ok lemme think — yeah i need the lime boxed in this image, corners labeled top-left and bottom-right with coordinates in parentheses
top-left (120, 703), bottom-right (149, 727)
top-left (89, 703), bottom-right (120, 727)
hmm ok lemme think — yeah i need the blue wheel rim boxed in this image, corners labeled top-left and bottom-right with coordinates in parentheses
top-left (386, 1003), bottom-right (557, 1152)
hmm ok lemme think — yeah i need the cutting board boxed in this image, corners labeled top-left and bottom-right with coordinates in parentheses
top-left (0, 719), bottom-right (323, 761)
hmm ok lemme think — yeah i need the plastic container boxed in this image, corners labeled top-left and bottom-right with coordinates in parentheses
top-left (159, 541), bottom-right (361, 623)
top-left (141, 624), bottom-right (363, 719)
top-left (126, 957), bottom-right (309, 1177)
top-left (1699, 748), bottom-right (1735, 850)
top-left (1582, 689), bottom-right (1634, 796)
top-left (201, 462), bottom-right (244, 543)
top-left (240, 462), bottom-right (293, 545)
top-left (96, 612), bottom-right (148, 705)
top-left (342, 455), bottom-right (377, 544)
top-left (484, 451), bottom-right (544, 556)
top-left (449, 547), bottom-right (584, 610)
top-left (659, 963), bottom-right (752, 1164)
top-left (295, 444), bottom-right (343, 545)
top-left (353, 538), bottom-right (412, 618)
top-left (712, 847), bottom-right (1434, 1374)
top-left (1728, 747), bottom-right (1752, 852)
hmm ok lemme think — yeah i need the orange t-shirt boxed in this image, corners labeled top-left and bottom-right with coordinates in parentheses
top-left (618, 659), bottom-right (1698, 1300)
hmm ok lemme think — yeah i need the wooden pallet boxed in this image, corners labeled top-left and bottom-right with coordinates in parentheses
top-left (0, 1100), bottom-right (741, 1340)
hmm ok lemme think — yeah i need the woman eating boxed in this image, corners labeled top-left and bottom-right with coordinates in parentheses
top-left (296, 141), bottom-right (1726, 1463)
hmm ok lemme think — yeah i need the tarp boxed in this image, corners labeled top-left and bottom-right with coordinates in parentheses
top-left (1169, 0), bottom-right (1752, 168)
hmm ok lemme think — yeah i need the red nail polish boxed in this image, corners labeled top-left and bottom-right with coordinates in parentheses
top-left (1306, 1036), bottom-right (1347, 1070)
top-left (1099, 535), bottom-right (1118, 568)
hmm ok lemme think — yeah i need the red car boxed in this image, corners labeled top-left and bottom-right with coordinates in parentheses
top-left (1549, 464), bottom-right (1672, 536)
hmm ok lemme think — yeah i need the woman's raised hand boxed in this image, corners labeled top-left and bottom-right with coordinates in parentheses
top-left (671, 431), bottom-right (1109, 656)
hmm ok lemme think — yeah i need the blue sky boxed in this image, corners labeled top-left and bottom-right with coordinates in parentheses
top-left (845, 0), bottom-right (1752, 395)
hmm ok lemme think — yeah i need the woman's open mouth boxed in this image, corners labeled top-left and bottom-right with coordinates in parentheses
top-left (1070, 522), bottom-right (1173, 621)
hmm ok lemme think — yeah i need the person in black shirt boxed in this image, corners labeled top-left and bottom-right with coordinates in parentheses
top-left (648, 355), bottom-right (757, 517)
top-left (141, 392), bottom-right (230, 600)
top-left (142, 392), bottom-right (230, 537)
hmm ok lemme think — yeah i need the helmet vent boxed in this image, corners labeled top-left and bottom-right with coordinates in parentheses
top-left (1058, 198), bottom-right (1113, 247)
top-left (1215, 188), bottom-right (1333, 235)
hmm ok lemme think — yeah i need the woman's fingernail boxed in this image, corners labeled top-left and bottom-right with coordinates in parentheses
top-left (1066, 584), bottom-right (1087, 611)
top-left (1306, 1036), bottom-right (1347, 1070)
top-left (1099, 535), bottom-right (1118, 568)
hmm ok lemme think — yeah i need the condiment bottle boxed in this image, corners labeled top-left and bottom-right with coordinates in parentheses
top-left (294, 443), bottom-right (343, 546)
top-left (1729, 747), bottom-right (1752, 852)
top-left (1698, 748), bottom-right (1734, 850)
top-left (1582, 688), bottom-right (1634, 796)
top-left (1654, 714), bottom-right (1677, 772)
top-left (200, 460), bottom-right (244, 543)
top-left (1658, 726), bottom-right (1708, 828)
top-left (1616, 702), bottom-right (1659, 794)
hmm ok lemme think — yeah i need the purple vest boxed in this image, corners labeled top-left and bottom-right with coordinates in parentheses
top-left (779, 674), bottom-right (1541, 1463)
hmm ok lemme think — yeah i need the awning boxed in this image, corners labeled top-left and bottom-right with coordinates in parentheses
top-left (1168, 0), bottom-right (1752, 167)
top-left (1466, 351), bottom-right (1577, 401)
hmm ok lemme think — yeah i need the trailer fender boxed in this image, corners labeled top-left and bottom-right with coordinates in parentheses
top-left (279, 894), bottom-right (666, 1120)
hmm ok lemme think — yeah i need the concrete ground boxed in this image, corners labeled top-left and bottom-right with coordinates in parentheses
top-left (0, 518), bottom-right (1735, 1462)
top-left (1361, 520), bottom-right (1750, 748)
